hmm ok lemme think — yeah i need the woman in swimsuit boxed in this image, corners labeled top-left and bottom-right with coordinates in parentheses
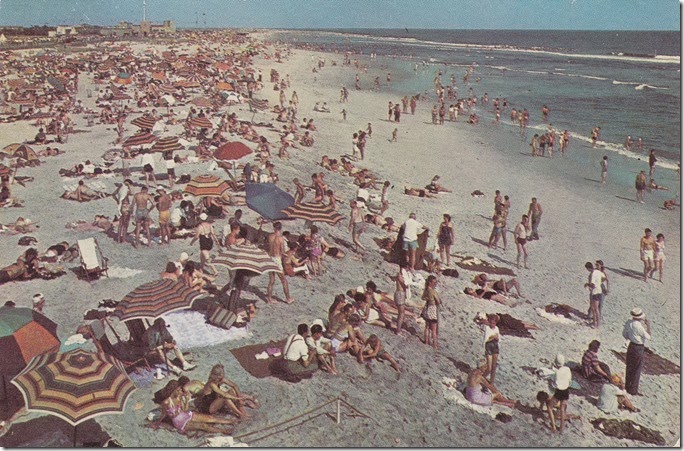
top-left (158, 380), bottom-right (235, 435)
top-left (307, 225), bottom-right (329, 276)
top-left (195, 364), bottom-right (258, 419)
top-left (348, 200), bottom-right (366, 254)
top-left (651, 233), bottom-right (665, 282)
top-left (437, 214), bottom-right (455, 266)
top-left (190, 213), bottom-right (219, 276)
top-left (421, 275), bottom-right (441, 350)
top-left (463, 287), bottom-right (518, 307)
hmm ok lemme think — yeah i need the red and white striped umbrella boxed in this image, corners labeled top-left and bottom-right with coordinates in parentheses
top-left (212, 245), bottom-right (281, 274)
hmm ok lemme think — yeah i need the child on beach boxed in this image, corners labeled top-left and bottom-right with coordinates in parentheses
top-left (390, 128), bottom-right (398, 142)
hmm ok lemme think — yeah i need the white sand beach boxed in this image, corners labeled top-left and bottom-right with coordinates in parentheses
top-left (0, 30), bottom-right (679, 448)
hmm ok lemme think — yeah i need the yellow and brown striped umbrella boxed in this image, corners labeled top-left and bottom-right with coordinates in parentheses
top-left (281, 202), bottom-right (345, 225)
top-left (11, 349), bottom-right (136, 426)
top-left (183, 174), bottom-right (230, 197)
top-left (1, 143), bottom-right (39, 161)
top-left (150, 136), bottom-right (183, 153)
top-left (113, 279), bottom-right (202, 322)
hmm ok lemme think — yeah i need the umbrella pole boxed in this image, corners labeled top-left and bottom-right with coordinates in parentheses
top-left (73, 424), bottom-right (77, 447)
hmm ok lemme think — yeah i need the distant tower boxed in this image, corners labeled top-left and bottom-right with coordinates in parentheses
top-left (143, 0), bottom-right (147, 21)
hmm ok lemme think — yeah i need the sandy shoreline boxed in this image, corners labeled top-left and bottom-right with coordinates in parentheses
top-left (0, 33), bottom-right (679, 447)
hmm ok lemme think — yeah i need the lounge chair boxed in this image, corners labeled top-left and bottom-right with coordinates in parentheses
top-left (85, 319), bottom-right (153, 372)
top-left (77, 237), bottom-right (109, 280)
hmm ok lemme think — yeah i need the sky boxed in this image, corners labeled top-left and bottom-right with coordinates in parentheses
top-left (0, 0), bottom-right (679, 30)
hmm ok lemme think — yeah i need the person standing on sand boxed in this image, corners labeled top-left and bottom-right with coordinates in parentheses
top-left (583, 262), bottom-right (602, 329)
top-left (651, 233), bottom-right (665, 282)
top-left (530, 134), bottom-right (539, 156)
top-left (348, 200), bottom-right (366, 254)
top-left (190, 213), bottom-right (219, 276)
top-left (527, 197), bottom-right (542, 240)
top-left (513, 215), bottom-right (530, 269)
top-left (392, 262), bottom-right (410, 336)
top-left (640, 228), bottom-right (656, 282)
top-left (547, 354), bottom-right (572, 433)
top-left (156, 187), bottom-right (172, 245)
top-left (402, 212), bottom-right (427, 271)
top-left (601, 156), bottom-right (608, 184)
top-left (437, 213), bottom-right (455, 266)
top-left (622, 308), bottom-right (651, 396)
top-left (474, 313), bottom-right (500, 384)
top-left (421, 275), bottom-right (441, 350)
top-left (648, 149), bottom-right (657, 178)
top-left (380, 181), bottom-right (390, 216)
top-left (140, 148), bottom-right (157, 188)
top-left (267, 221), bottom-right (294, 304)
top-left (133, 186), bottom-right (155, 248)
top-left (635, 171), bottom-right (647, 203)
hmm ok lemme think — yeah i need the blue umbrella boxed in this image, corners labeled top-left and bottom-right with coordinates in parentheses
top-left (245, 182), bottom-right (294, 221)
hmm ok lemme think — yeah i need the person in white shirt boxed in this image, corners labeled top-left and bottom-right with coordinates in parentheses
top-left (140, 148), bottom-right (157, 187)
top-left (583, 262), bottom-right (603, 328)
top-left (282, 324), bottom-right (317, 377)
top-left (393, 262), bottom-right (411, 336)
top-left (622, 308), bottom-right (651, 396)
top-left (546, 354), bottom-right (572, 433)
top-left (513, 215), bottom-right (530, 269)
top-left (402, 213), bottom-right (427, 271)
top-left (598, 374), bottom-right (639, 414)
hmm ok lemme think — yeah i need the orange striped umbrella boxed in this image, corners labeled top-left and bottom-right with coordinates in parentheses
top-left (130, 115), bottom-right (158, 130)
top-left (183, 174), bottom-right (230, 197)
top-left (150, 136), bottom-right (183, 153)
top-left (11, 349), bottom-right (135, 426)
top-left (187, 116), bottom-right (213, 129)
top-left (113, 279), bottom-right (202, 321)
top-left (281, 202), bottom-right (345, 225)
top-left (123, 132), bottom-right (157, 147)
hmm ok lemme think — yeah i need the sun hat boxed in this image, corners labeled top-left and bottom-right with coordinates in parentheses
top-left (311, 318), bottom-right (327, 332)
top-left (630, 308), bottom-right (645, 319)
top-left (33, 293), bottom-right (45, 305)
top-left (554, 353), bottom-right (565, 367)
top-left (199, 213), bottom-right (208, 221)
top-left (179, 252), bottom-right (189, 262)
top-left (355, 285), bottom-right (365, 294)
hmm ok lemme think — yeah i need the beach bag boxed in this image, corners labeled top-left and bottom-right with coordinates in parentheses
top-left (207, 302), bottom-right (237, 330)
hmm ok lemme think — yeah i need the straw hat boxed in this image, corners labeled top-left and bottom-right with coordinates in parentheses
top-left (630, 308), bottom-right (645, 319)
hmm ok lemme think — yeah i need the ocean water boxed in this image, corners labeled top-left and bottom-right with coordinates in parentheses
top-left (271, 29), bottom-right (681, 169)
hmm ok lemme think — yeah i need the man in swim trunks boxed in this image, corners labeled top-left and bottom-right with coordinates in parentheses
top-left (402, 213), bottom-right (427, 271)
top-left (635, 170), bottom-right (647, 203)
top-left (267, 221), bottom-right (294, 304)
top-left (133, 186), bottom-right (155, 248)
top-left (156, 187), bottom-right (172, 245)
top-left (513, 215), bottom-right (530, 269)
top-left (640, 228), bottom-right (656, 282)
top-left (527, 197), bottom-right (542, 240)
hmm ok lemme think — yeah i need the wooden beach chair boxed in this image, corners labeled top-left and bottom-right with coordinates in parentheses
top-left (77, 237), bottom-right (109, 280)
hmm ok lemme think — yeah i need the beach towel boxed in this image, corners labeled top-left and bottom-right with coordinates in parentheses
top-left (106, 266), bottom-right (145, 279)
top-left (441, 377), bottom-right (512, 419)
top-left (164, 310), bottom-right (251, 350)
top-left (203, 437), bottom-right (249, 447)
top-left (611, 347), bottom-right (680, 376)
top-left (229, 340), bottom-right (286, 379)
top-left (455, 256), bottom-right (516, 276)
top-left (591, 418), bottom-right (665, 446)
top-left (534, 307), bottom-right (579, 325)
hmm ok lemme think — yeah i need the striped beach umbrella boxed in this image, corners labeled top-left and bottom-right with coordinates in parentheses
top-left (150, 136), bottom-right (183, 153)
top-left (189, 97), bottom-right (212, 108)
top-left (1, 143), bottom-right (38, 161)
top-left (213, 245), bottom-right (281, 274)
top-left (113, 279), bottom-right (202, 322)
top-left (130, 115), bottom-right (158, 130)
top-left (11, 348), bottom-right (136, 426)
top-left (187, 116), bottom-right (213, 129)
top-left (213, 141), bottom-right (252, 161)
top-left (158, 84), bottom-right (177, 94)
top-left (123, 132), bottom-right (157, 147)
top-left (247, 98), bottom-right (269, 111)
top-left (0, 307), bottom-right (60, 375)
top-left (183, 174), bottom-right (230, 197)
top-left (281, 202), bottom-right (345, 225)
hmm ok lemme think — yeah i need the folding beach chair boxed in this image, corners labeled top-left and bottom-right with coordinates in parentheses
top-left (86, 319), bottom-right (152, 372)
top-left (77, 237), bottom-right (109, 280)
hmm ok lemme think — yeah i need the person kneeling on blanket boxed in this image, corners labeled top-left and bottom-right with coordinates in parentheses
top-left (277, 324), bottom-right (318, 380)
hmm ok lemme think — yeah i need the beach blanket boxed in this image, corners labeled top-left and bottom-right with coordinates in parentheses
top-left (534, 307), bottom-right (579, 325)
top-left (497, 313), bottom-right (534, 339)
top-left (229, 340), bottom-right (286, 379)
top-left (441, 377), bottom-right (512, 419)
top-left (106, 266), bottom-right (145, 279)
top-left (591, 418), bottom-right (665, 446)
top-left (611, 347), bottom-right (680, 376)
top-left (164, 310), bottom-right (252, 350)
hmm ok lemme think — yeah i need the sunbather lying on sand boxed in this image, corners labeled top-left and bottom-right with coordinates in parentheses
top-left (62, 180), bottom-right (108, 202)
top-left (404, 187), bottom-right (437, 198)
top-left (472, 273), bottom-right (524, 298)
top-left (364, 214), bottom-right (400, 232)
top-left (463, 287), bottom-right (519, 308)
top-left (425, 175), bottom-right (452, 193)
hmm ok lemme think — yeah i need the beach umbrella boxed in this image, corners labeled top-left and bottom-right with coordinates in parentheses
top-left (212, 245), bottom-right (280, 274)
top-left (0, 307), bottom-right (60, 376)
top-left (1, 143), bottom-right (38, 162)
top-left (183, 174), bottom-right (230, 197)
top-left (189, 97), bottom-right (212, 108)
top-left (187, 116), bottom-right (213, 129)
top-left (216, 81), bottom-right (234, 91)
top-left (245, 182), bottom-right (295, 221)
top-left (130, 115), bottom-right (158, 130)
top-left (109, 85), bottom-right (131, 101)
top-left (174, 80), bottom-right (200, 89)
top-left (150, 136), bottom-right (183, 153)
top-left (158, 84), bottom-right (177, 94)
top-left (213, 141), bottom-right (252, 162)
top-left (160, 94), bottom-right (176, 106)
top-left (247, 98), bottom-right (269, 111)
top-left (113, 279), bottom-right (202, 322)
top-left (11, 349), bottom-right (136, 445)
top-left (281, 202), bottom-right (344, 225)
top-left (123, 132), bottom-right (157, 147)
top-left (113, 72), bottom-right (132, 85)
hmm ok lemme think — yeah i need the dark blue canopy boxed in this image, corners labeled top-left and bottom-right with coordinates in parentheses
top-left (245, 182), bottom-right (295, 221)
